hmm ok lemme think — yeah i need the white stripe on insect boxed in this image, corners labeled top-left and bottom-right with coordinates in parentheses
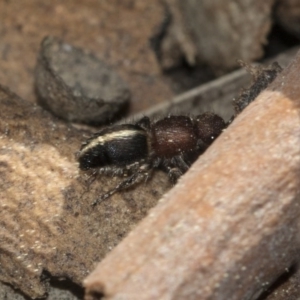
top-left (80, 130), bottom-right (146, 154)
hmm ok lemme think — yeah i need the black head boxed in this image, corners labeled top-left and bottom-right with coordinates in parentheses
top-left (195, 112), bottom-right (226, 145)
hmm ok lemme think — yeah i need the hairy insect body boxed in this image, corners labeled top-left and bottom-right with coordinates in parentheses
top-left (78, 113), bottom-right (226, 205)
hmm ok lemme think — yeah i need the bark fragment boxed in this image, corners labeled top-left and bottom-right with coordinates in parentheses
top-left (35, 36), bottom-right (130, 125)
top-left (161, 0), bottom-right (275, 71)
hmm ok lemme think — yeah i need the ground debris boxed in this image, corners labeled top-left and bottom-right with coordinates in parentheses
top-left (233, 61), bottom-right (283, 115)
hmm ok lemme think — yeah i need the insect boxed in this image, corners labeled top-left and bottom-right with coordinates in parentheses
top-left (78, 61), bottom-right (283, 206)
top-left (78, 113), bottom-right (226, 206)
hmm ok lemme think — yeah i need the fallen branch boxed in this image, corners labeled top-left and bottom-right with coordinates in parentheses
top-left (84, 51), bottom-right (300, 299)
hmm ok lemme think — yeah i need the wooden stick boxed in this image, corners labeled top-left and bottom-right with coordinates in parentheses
top-left (84, 51), bottom-right (300, 300)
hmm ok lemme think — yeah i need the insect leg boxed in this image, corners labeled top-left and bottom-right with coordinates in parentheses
top-left (92, 164), bottom-right (151, 206)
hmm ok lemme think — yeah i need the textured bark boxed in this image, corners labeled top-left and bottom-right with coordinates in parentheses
top-left (84, 51), bottom-right (300, 299)
top-left (162, 0), bottom-right (275, 71)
